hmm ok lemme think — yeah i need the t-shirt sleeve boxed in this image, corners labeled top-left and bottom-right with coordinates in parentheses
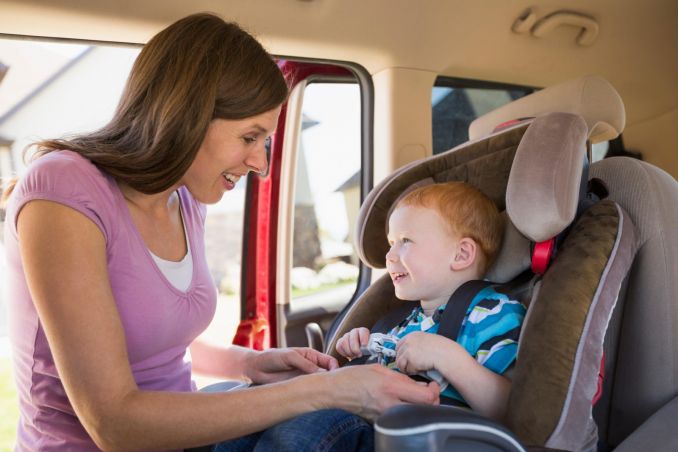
top-left (460, 293), bottom-right (526, 375)
top-left (8, 152), bottom-right (114, 242)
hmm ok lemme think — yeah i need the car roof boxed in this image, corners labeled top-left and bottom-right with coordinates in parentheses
top-left (2, 0), bottom-right (676, 130)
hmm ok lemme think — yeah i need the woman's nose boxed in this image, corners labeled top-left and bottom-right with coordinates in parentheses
top-left (245, 141), bottom-right (269, 175)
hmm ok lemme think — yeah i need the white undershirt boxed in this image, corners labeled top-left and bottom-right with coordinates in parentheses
top-left (149, 206), bottom-right (193, 292)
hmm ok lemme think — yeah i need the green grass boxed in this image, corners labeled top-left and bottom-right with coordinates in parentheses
top-left (0, 355), bottom-right (18, 451)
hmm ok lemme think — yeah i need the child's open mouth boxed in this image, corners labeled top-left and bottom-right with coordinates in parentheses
top-left (391, 272), bottom-right (408, 283)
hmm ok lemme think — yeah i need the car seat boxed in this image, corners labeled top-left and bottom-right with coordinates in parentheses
top-left (325, 76), bottom-right (678, 451)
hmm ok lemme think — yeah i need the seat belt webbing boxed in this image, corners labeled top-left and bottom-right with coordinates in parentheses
top-left (436, 280), bottom-right (494, 341)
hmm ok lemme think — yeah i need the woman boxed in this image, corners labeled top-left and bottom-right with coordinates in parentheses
top-left (4, 13), bottom-right (438, 451)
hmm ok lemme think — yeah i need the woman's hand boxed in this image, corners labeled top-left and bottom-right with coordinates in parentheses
top-left (323, 364), bottom-right (440, 421)
top-left (243, 347), bottom-right (339, 384)
top-left (335, 327), bottom-right (370, 359)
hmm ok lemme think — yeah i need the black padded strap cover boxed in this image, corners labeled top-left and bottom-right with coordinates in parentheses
top-left (371, 302), bottom-right (417, 334)
top-left (437, 280), bottom-right (494, 341)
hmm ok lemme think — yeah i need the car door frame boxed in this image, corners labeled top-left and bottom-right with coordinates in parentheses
top-left (233, 58), bottom-right (374, 350)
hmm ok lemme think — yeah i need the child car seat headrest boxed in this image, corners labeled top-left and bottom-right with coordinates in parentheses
top-left (469, 75), bottom-right (625, 144)
top-left (355, 112), bottom-right (588, 283)
top-left (506, 113), bottom-right (588, 242)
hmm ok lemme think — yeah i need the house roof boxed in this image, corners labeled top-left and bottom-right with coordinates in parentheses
top-left (0, 41), bottom-right (90, 125)
top-left (335, 171), bottom-right (359, 192)
top-left (0, 61), bottom-right (8, 84)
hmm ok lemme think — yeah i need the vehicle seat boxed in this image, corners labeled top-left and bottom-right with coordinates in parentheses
top-left (469, 75), bottom-right (678, 451)
top-left (588, 156), bottom-right (678, 450)
top-left (324, 76), bottom-right (678, 451)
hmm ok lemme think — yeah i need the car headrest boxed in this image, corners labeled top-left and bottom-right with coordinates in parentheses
top-left (469, 75), bottom-right (625, 144)
top-left (506, 112), bottom-right (588, 241)
top-left (356, 112), bottom-right (588, 281)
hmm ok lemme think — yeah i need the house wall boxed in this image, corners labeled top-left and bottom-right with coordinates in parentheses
top-left (0, 46), bottom-right (139, 175)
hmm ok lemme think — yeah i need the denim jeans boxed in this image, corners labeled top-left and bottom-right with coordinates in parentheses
top-left (212, 409), bottom-right (374, 452)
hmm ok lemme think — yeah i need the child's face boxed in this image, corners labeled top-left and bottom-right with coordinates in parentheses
top-left (386, 205), bottom-right (461, 304)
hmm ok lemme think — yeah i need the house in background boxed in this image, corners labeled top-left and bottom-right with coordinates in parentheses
top-left (0, 60), bottom-right (7, 83)
top-left (0, 42), bottom-right (139, 336)
top-left (0, 43), bottom-right (139, 182)
top-left (334, 171), bottom-right (360, 265)
top-left (292, 115), bottom-right (323, 269)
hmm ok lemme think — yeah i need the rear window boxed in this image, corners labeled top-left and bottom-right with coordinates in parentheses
top-left (432, 77), bottom-right (533, 154)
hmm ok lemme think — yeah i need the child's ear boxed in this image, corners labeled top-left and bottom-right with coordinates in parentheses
top-left (450, 237), bottom-right (477, 271)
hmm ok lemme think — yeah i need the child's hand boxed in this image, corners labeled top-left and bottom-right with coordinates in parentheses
top-left (336, 327), bottom-right (370, 359)
top-left (395, 332), bottom-right (448, 374)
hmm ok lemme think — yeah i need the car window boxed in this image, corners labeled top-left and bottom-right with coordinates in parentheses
top-left (432, 78), bottom-right (533, 154)
top-left (591, 141), bottom-right (610, 162)
top-left (0, 38), bottom-right (243, 401)
top-left (290, 82), bottom-right (361, 302)
top-left (0, 37), bottom-right (142, 450)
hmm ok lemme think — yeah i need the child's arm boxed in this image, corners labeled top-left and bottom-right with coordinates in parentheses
top-left (336, 327), bottom-right (371, 359)
top-left (396, 333), bottom-right (511, 421)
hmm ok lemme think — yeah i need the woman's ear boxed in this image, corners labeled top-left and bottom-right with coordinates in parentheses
top-left (450, 237), bottom-right (477, 271)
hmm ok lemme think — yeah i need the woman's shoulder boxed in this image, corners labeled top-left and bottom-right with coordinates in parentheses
top-left (29, 149), bottom-right (101, 176)
top-left (18, 150), bottom-right (114, 198)
top-left (8, 150), bottom-right (120, 239)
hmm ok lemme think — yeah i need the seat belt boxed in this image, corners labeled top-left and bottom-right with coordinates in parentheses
top-left (436, 280), bottom-right (494, 341)
top-left (344, 280), bottom-right (494, 367)
top-left (371, 301), bottom-right (418, 334)
top-left (343, 302), bottom-right (416, 367)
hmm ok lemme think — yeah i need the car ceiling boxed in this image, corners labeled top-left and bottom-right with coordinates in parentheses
top-left (1, 0), bottom-right (677, 129)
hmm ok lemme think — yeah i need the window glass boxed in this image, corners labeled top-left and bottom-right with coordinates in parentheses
top-left (432, 80), bottom-right (532, 154)
top-left (291, 82), bottom-right (361, 302)
top-left (591, 141), bottom-right (610, 162)
top-left (0, 39), bottom-right (243, 433)
top-left (0, 39), bottom-right (143, 449)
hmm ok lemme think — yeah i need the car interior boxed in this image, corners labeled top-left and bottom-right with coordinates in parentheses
top-left (328, 76), bottom-right (677, 451)
top-left (1, 1), bottom-right (677, 450)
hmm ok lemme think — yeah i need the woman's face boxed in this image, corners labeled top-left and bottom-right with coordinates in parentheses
top-left (181, 106), bottom-right (281, 204)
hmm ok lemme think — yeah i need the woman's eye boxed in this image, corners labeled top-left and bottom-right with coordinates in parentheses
top-left (243, 136), bottom-right (256, 144)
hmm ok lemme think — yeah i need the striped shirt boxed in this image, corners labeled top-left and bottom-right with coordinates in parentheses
top-left (381, 285), bottom-right (526, 405)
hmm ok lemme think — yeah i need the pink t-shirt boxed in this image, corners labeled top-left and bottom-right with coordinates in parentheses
top-left (5, 151), bottom-right (217, 451)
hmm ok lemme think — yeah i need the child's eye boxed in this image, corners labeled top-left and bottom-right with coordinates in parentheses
top-left (401, 237), bottom-right (411, 244)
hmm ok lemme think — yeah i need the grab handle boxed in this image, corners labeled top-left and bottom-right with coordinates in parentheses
top-left (532, 11), bottom-right (599, 47)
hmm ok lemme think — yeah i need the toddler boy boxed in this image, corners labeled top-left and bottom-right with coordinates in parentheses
top-left (337, 181), bottom-right (525, 420)
top-left (214, 181), bottom-right (526, 452)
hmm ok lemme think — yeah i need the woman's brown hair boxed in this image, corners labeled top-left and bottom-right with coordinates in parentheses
top-left (3, 12), bottom-right (288, 200)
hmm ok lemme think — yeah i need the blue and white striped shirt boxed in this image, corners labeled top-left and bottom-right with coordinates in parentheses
top-left (381, 286), bottom-right (526, 404)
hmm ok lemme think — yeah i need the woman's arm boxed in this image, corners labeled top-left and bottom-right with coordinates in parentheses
top-left (18, 200), bottom-right (438, 450)
top-left (190, 341), bottom-right (338, 383)
top-left (396, 333), bottom-right (511, 421)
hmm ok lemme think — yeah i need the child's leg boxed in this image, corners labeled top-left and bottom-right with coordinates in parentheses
top-left (253, 409), bottom-right (373, 452)
top-left (212, 431), bottom-right (262, 452)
